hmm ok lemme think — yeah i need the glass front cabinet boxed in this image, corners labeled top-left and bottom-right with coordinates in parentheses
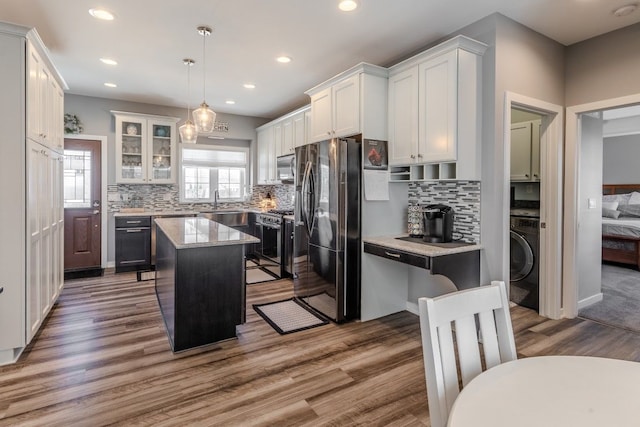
top-left (113, 111), bottom-right (180, 184)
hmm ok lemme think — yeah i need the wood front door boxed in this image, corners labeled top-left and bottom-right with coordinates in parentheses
top-left (64, 138), bottom-right (102, 271)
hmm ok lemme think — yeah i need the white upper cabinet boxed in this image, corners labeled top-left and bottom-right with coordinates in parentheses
top-left (510, 119), bottom-right (541, 181)
top-left (255, 105), bottom-right (309, 185)
top-left (257, 126), bottom-right (276, 184)
top-left (113, 112), bottom-right (179, 184)
top-left (306, 63), bottom-right (388, 143)
top-left (387, 36), bottom-right (486, 181)
top-left (26, 40), bottom-right (64, 152)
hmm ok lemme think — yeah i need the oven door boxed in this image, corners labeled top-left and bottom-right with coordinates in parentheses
top-left (257, 221), bottom-right (282, 277)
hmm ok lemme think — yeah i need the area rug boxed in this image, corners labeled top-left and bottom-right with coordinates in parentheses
top-left (253, 298), bottom-right (329, 335)
top-left (246, 267), bottom-right (278, 284)
top-left (578, 263), bottom-right (640, 333)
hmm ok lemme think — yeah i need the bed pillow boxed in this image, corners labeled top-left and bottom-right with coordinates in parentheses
top-left (603, 193), bottom-right (632, 206)
top-left (618, 203), bottom-right (640, 217)
top-left (602, 201), bottom-right (619, 211)
top-left (603, 208), bottom-right (621, 219)
top-left (629, 191), bottom-right (640, 205)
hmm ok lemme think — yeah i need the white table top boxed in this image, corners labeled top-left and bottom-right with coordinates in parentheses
top-left (448, 356), bottom-right (640, 427)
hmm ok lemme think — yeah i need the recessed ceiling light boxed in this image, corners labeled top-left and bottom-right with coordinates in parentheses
top-left (225, 100), bottom-right (236, 105)
top-left (338, 0), bottom-right (359, 12)
top-left (276, 56), bottom-right (292, 63)
top-left (104, 82), bottom-right (117, 88)
top-left (89, 8), bottom-right (114, 21)
top-left (243, 83), bottom-right (256, 89)
top-left (613, 3), bottom-right (638, 16)
top-left (99, 58), bottom-right (118, 66)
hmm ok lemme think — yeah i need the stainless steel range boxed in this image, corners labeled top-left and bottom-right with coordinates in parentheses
top-left (255, 209), bottom-right (293, 278)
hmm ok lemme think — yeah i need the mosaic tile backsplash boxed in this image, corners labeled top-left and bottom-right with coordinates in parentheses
top-left (408, 181), bottom-right (481, 243)
top-left (107, 184), bottom-right (295, 213)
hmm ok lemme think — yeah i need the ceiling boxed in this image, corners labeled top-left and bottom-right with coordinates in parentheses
top-left (1, 0), bottom-right (640, 120)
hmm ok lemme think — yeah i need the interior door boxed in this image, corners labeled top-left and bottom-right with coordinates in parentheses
top-left (64, 138), bottom-right (102, 272)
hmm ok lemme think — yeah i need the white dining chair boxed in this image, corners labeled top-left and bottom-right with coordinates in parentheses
top-left (418, 280), bottom-right (517, 427)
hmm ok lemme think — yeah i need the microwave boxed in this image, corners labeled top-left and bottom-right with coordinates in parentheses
top-left (277, 154), bottom-right (295, 183)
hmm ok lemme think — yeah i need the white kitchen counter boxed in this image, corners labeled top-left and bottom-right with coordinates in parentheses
top-left (154, 217), bottom-right (259, 249)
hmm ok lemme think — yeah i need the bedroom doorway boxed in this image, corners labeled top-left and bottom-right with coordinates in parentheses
top-left (573, 105), bottom-right (640, 332)
top-left (564, 94), bottom-right (640, 322)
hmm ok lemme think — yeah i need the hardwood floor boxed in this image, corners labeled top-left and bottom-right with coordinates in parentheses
top-left (2, 272), bottom-right (640, 426)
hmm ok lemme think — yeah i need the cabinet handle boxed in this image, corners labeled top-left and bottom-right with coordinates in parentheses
top-left (410, 155), bottom-right (416, 159)
top-left (417, 154), bottom-right (423, 158)
top-left (525, 174), bottom-right (530, 178)
top-left (126, 220), bottom-right (142, 224)
top-left (126, 229), bottom-right (144, 233)
top-left (0, 287), bottom-right (3, 295)
top-left (384, 251), bottom-right (401, 258)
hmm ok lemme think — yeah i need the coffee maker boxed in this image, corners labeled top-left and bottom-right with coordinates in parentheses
top-left (423, 204), bottom-right (454, 243)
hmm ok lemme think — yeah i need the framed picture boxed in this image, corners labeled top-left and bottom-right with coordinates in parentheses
top-left (363, 139), bottom-right (388, 170)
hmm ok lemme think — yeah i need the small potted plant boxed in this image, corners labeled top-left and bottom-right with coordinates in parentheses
top-left (64, 114), bottom-right (83, 134)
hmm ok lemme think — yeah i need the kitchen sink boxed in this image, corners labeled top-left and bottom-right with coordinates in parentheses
top-left (198, 211), bottom-right (248, 227)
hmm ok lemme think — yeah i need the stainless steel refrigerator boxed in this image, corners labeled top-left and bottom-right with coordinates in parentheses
top-left (294, 138), bottom-right (361, 322)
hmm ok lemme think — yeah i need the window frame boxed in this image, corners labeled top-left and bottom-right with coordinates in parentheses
top-left (179, 144), bottom-right (250, 204)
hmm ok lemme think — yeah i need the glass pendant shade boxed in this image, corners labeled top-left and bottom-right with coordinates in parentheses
top-left (179, 58), bottom-right (198, 144)
top-left (193, 102), bottom-right (216, 133)
top-left (179, 119), bottom-right (198, 144)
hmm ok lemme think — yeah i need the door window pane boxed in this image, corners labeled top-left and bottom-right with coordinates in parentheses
top-left (64, 149), bottom-right (92, 208)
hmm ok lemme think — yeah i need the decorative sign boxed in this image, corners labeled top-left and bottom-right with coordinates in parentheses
top-left (213, 121), bottom-right (229, 132)
top-left (363, 139), bottom-right (388, 170)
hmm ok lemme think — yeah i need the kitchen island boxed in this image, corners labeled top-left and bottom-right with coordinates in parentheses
top-left (154, 217), bottom-right (259, 352)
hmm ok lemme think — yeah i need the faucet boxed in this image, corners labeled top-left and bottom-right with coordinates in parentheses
top-left (214, 189), bottom-right (219, 210)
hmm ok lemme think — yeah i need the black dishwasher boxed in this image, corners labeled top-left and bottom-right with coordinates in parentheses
top-left (115, 216), bottom-right (151, 273)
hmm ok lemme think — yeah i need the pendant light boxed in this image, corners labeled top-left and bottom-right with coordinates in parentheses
top-left (192, 26), bottom-right (216, 133)
top-left (179, 59), bottom-right (198, 144)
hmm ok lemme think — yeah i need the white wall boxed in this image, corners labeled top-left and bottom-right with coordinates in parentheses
top-left (603, 134), bottom-right (640, 184)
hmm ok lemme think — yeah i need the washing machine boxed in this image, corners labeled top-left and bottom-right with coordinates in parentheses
top-left (510, 214), bottom-right (540, 311)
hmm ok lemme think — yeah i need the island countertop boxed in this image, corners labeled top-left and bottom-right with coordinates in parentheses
top-left (363, 235), bottom-right (482, 257)
top-left (154, 217), bottom-right (259, 249)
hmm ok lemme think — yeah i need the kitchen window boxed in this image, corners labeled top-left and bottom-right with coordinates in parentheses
top-left (180, 145), bottom-right (249, 203)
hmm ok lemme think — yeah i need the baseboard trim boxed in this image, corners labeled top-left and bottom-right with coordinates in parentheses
top-left (578, 292), bottom-right (603, 310)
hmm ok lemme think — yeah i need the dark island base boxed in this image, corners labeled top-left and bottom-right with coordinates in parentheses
top-left (155, 229), bottom-right (245, 352)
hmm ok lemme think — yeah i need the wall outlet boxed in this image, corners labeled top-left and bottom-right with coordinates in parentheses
top-left (107, 193), bottom-right (119, 202)
top-left (526, 184), bottom-right (533, 194)
top-left (120, 193), bottom-right (129, 202)
top-left (163, 193), bottom-right (172, 201)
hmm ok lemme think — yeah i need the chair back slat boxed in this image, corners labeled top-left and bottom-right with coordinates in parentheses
top-left (453, 315), bottom-right (482, 387)
top-left (478, 310), bottom-right (501, 368)
top-left (418, 281), bottom-right (516, 427)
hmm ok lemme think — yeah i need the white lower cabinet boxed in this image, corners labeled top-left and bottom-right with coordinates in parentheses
top-left (26, 140), bottom-right (64, 343)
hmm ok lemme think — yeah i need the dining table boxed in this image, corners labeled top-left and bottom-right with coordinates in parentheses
top-left (447, 355), bottom-right (640, 427)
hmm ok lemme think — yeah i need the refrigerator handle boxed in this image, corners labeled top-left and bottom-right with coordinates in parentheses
top-left (307, 162), bottom-right (316, 235)
top-left (301, 161), bottom-right (312, 235)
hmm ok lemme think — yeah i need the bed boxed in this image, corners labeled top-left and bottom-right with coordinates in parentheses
top-left (602, 184), bottom-right (640, 270)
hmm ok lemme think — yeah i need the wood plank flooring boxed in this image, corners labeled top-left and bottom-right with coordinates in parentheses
top-left (2, 271), bottom-right (640, 426)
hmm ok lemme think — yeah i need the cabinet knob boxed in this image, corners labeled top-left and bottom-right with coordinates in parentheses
top-left (417, 154), bottom-right (423, 158)
top-left (410, 154), bottom-right (416, 159)
top-left (327, 131), bottom-right (331, 136)
top-left (525, 174), bottom-right (530, 178)
top-left (0, 287), bottom-right (3, 295)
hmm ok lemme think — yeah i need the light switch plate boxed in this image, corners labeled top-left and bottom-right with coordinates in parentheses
top-left (588, 198), bottom-right (597, 209)
top-left (107, 193), bottom-right (119, 202)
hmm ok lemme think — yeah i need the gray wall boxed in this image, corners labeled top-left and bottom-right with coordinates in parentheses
top-left (578, 115), bottom-right (603, 303)
top-left (566, 23), bottom-right (640, 106)
top-left (454, 14), bottom-right (565, 285)
top-left (603, 134), bottom-right (640, 184)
